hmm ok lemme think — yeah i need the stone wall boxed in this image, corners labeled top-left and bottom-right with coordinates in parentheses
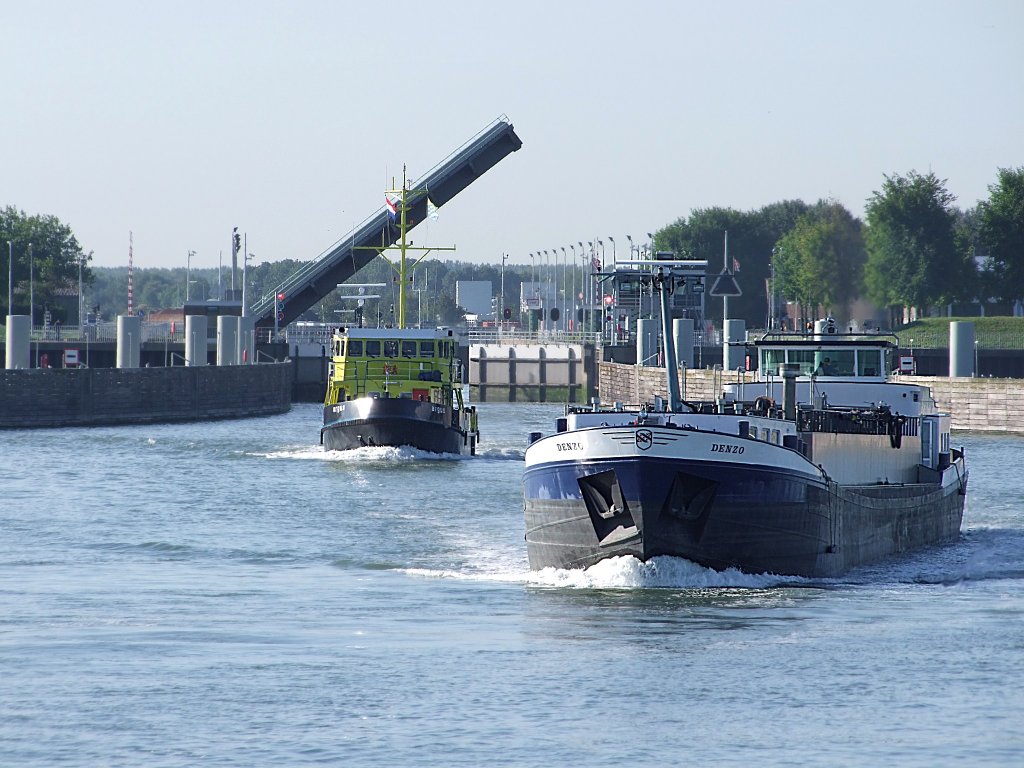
top-left (598, 362), bottom-right (1024, 433)
top-left (899, 375), bottom-right (1024, 433)
top-left (0, 362), bottom-right (293, 428)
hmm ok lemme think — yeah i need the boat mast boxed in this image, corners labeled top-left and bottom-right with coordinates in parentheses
top-left (396, 166), bottom-right (410, 329)
top-left (656, 266), bottom-right (683, 412)
top-left (381, 165), bottom-right (455, 329)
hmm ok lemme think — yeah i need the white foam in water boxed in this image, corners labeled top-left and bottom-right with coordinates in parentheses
top-left (253, 445), bottom-right (463, 462)
top-left (527, 555), bottom-right (793, 589)
top-left (403, 555), bottom-right (795, 589)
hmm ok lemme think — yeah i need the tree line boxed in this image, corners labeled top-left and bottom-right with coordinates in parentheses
top-left (4, 166), bottom-right (1022, 329)
top-left (658, 167), bottom-right (1024, 329)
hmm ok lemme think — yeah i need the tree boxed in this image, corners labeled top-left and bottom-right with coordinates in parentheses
top-left (863, 171), bottom-right (973, 324)
top-left (977, 167), bottom-right (1024, 304)
top-left (0, 206), bottom-right (92, 321)
top-left (773, 201), bottom-right (866, 324)
top-left (658, 201), bottom-right (809, 327)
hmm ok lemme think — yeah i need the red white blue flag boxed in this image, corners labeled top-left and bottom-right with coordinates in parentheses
top-left (385, 195), bottom-right (397, 221)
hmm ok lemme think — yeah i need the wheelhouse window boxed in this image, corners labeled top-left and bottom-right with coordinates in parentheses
top-left (365, 340), bottom-right (380, 357)
top-left (788, 350), bottom-right (817, 376)
top-left (384, 340), bottom-right (398, 358)
top-left (857, 350), bottom-right (883, 377)
top-left (419, 341), bottom-right (435, 358)
top-left (347, 339), bottom-right (363, 357)
top-left (402, 341), bottom-right (417, 358)
top-left (761, 349), bottom-right (785, 375)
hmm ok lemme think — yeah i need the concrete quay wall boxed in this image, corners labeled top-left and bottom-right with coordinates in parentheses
top-left (469, 342), bottom-right (596, 403)
top-left (0, 362), bottom-right (293, 429)
top-left (598, 362), bottom-right (1024, 433)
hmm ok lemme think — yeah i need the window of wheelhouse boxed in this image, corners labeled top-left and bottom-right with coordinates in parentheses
top-left (347, 339), bottom-right (363, 357)
top-left (761, 348), bottom-right (785, 375)
top-left (419, 341), bottom-right (435, 358)
top-left (402, 341), bottom-right (417, 358)
top-left (823, 349), bottom-right (855, 376)
top-left (856, 349), bottom-right (883, 377)
top-left (384, 340), bottom-right (398, 358)
top-left (365, 340), bottom-right (380, 357)
top-left (788, 349), bottom-right (816, 376)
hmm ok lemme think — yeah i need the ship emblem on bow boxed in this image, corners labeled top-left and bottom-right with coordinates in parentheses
top-left (635, 429), bottom-right (654, 450)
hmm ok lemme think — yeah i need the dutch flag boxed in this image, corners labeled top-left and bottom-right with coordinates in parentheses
top-left (385, 195), bottom-right (397, 221)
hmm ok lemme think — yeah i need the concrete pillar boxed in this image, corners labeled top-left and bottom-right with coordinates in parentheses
top-left (185, 315), bottom-right (208, 366)
top-left (673, 318), bottom-right (694, 368)
top-left (637, 318), bottom-right (658, 366)
top-left (949, 321), bottom-right (976, 377)
top-left (238, 315), bottom-right (255, 365)
top-left (217, 315), bottom-right (239, 366)
top-left (5, 315), bottom-right (30, 369)
top-left (724, 319), bottom-right (746, 371)
top-left (116, 315), bottom-right (141, 369)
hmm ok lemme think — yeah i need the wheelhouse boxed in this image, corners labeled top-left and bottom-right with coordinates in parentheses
top-left (324, 327), bottom-right (463, 405)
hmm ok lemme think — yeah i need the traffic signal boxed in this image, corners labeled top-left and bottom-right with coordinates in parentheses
top-left (503, 307), bottom-right (511, 320)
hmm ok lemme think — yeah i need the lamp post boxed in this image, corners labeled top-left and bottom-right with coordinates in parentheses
top-left (561, 246), bottom-right (568, 330)
top-left (500, 253), bottom-right (509, 329)
top-left (6, 240), bottom-right (11, 315)
top-left (609, 236), bottom-right (615, 263)
top-left (243, 251), bottom-right (254, 317)
top-left (569, 244), bottom-right (576, 330)
top-left (78, 254), bottom-right (83, 328)
top-left (529, 252), bottom-right (535, 288)
top-left (28, 242), bottom-right (33, 326)
top-left (186, 250), bottom-right (195, 302)
top-left (647, 232), bottom-right (654, 258)
top-left (589, 240), bottom-right (598, 313)
top-left (626, 234), bottom-right (633, 258)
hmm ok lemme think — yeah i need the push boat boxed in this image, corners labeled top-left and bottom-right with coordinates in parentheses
top-left (523, 268), bottom-right (967, 577)
top-left (320, 169), bottom-right (480, 455)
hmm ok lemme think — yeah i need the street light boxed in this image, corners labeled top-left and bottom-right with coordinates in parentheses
top-left (529, 252), bottom-right (535, 287)
top-left (500, 252), bottom-right (509, 328)
top-left (6, 240), bottom-right (11, 315)
top-left (569, 244), bottom-right (576, 329)
top-left (560, 247), bottom-right (567, 330)
top-left (28, 242), bottom-right (33, 326)
top-left (609, 236), bottom-right (615, 262)
top-left (242, 252), bottom-right (255, 317)
top-left (186, 250), bottom-right (195, 302)
top-left (78, 254), bottom-right (84, 328)
top-left (646, 232), bottom-right (654, 258)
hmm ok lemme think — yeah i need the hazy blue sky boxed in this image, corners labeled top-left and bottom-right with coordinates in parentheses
top-left (3, 1), bottom-right (1021, 272)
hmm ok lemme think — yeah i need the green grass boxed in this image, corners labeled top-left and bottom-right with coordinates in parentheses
top-left (895, 316), bottom-right (1024, 349)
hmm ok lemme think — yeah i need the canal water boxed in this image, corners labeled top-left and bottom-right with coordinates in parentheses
top-left (1, 403), bottom-right (1022, 766)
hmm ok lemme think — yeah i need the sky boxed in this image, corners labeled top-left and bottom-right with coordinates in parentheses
top-left (3, 0), bottom-right (1022, 273)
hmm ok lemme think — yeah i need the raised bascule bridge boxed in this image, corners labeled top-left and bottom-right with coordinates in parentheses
top-left (251, 116), bottom-right (523, 330)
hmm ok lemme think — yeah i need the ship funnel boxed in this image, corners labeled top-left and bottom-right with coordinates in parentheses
top-left (781, 363), bottom-right (800, 421)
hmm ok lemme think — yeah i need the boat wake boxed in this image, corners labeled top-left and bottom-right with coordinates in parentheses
top-left (252, 445), bottom-right (465, 462)
top-left (527, 555), bottom-right (799, 589)
top-left (401, 555), bottom-right (799, 590)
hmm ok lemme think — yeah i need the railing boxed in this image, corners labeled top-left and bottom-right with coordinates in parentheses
top-left (464, 328), bottom-right (603, 345)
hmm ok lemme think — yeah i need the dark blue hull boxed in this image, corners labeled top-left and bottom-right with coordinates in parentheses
top-left (524, 456), bottom-right (965, 577)
top-left (321, 398), bottom-right (475, 455)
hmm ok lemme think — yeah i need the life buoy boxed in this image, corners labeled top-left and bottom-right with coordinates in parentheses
top-left (383, 363), bottom-right (397, 376)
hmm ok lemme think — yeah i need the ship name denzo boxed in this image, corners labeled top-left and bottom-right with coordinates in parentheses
top-left (711, 443), bottom-right (745, 454)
